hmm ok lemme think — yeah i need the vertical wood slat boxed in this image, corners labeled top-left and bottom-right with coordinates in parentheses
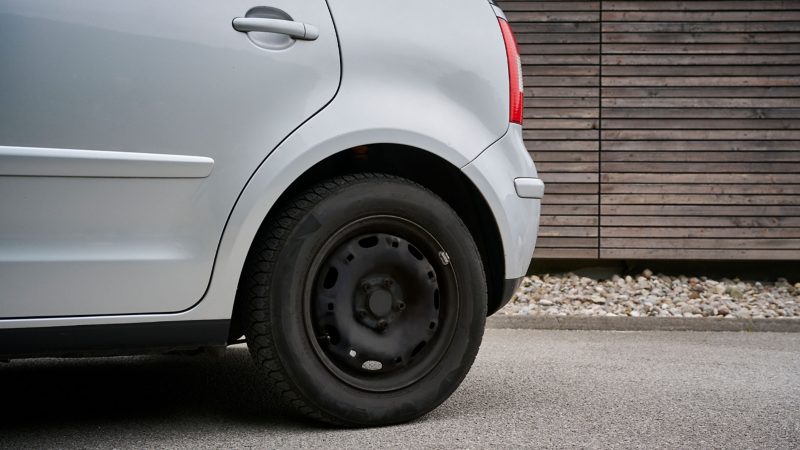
top-left (500, 0), bottom-right (601, 259)
top-left (598, 0), bottom-right (800, 260)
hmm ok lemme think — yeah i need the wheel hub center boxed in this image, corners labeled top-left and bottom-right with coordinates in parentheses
top-left (354, 273), bottom-right (404, 331)
top-left (368, 289), bottom-right (393, 317)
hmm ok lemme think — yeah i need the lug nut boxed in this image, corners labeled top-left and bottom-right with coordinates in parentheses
top-left (357, 309), bottom-right (368, 318)
top-left (361, 282), bottom-right (370, 292)
top-left (384, 279), bottom-right (394, 287)
top-left (396, 301), bottom-right (406, 310)
top-left (378, 320), bottom-right (388, 331)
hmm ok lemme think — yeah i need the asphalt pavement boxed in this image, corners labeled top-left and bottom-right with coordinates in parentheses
top-left (1, 329), bottom-right (798, 449)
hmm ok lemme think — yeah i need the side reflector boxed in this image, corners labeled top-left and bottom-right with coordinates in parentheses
top-left (498, 18), bottom-right (523, 125)
top-left (514, 178), bottom-right (545, 199)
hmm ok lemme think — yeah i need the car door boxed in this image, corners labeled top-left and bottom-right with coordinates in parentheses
top-left (0, 0), bottom-right (340, 318)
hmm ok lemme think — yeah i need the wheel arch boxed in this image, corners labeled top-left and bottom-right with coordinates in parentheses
top-left (226, 144), bottom-right (505, 342)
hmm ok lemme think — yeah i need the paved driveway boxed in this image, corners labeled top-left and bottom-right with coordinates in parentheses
top-left (2, 329), bottom-right (798, 449)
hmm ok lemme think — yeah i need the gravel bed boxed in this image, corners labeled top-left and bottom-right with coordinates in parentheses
top-left (499, 269), bottom-right (800, 319)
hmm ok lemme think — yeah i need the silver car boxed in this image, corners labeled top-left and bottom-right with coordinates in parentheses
top-left (0, 0), bottom-right (543, 426)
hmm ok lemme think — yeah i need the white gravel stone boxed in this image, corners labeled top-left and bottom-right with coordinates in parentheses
top-left (498, 270), bottom-right (800, 319)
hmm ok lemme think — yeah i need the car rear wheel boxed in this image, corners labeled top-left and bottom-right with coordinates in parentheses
top-left (238, 173), bottom-right (486, 426)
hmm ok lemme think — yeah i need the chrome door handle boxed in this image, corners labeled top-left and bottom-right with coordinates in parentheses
top-left (232, 17), bottom-right (319, 40)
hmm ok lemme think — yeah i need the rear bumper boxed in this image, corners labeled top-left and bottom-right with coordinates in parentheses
top-left (461, 124), bottom-right (543, 280)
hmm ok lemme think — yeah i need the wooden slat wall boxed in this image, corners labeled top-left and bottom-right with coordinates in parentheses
top-left (502, 0), bottom-right (800, 260)
top-left (501, 0), bottom-right (602, 259)
top-left (600, 0), bottom-right (800, 260)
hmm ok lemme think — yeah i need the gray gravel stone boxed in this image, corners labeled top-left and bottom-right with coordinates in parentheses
top-left (499, 270), bottom-right (800, 319)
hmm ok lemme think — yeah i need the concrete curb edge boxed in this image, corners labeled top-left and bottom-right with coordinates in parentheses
top-left (487, 315), bottom-right (800, 332)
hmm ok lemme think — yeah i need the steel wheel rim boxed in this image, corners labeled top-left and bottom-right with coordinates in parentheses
top-left (303, 215), bottom-right (459, 392)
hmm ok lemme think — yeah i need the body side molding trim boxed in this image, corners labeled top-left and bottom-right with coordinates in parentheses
top-left (0, 146), bottom-right (214, 178)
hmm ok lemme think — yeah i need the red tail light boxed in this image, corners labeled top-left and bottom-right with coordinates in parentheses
top-left (498, 18), bottom-right (523, 125)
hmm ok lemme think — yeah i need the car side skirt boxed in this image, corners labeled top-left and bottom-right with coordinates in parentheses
top-left (0, 320), bottom-right (229, 360)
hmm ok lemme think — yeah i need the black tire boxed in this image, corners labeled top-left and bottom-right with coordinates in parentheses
top-left (238, 173), bottom-right (486, 427)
